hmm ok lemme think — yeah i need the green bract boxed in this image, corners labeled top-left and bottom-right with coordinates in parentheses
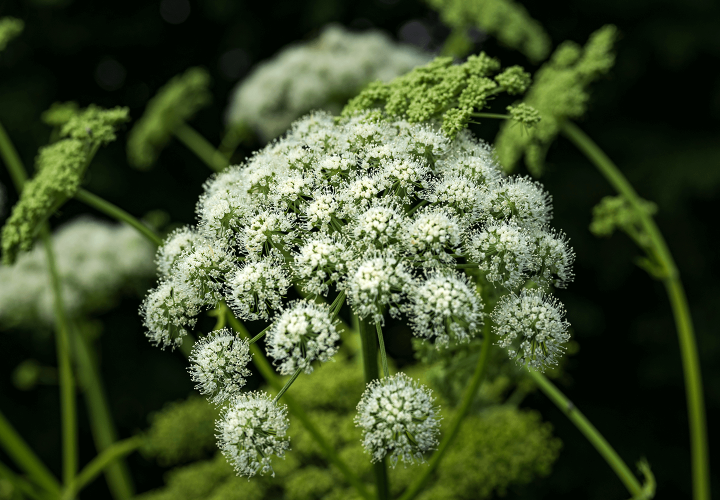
top-left (495, 25), bottom-right (618, 175)
top-left (342, 55), bottom-right (535, 138)
top-left (427, 0), bottom-right (550, 62)
top-left (127, 67), bottom-right (212, 170)
top-left (0, 104), bottom-right (129, 264)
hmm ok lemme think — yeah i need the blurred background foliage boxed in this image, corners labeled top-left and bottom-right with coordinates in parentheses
top-left (0, 0), bottom-right (718, 498)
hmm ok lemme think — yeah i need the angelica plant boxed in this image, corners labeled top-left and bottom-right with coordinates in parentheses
top-left (0, 5), bottom-right (710, 500)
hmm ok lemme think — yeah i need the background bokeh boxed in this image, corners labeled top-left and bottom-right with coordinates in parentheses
top-left (0, 0), bottom-right (718, 498)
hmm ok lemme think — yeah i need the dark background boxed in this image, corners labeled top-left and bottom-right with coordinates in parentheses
top-left (0, 0), bottom-right (718, 498)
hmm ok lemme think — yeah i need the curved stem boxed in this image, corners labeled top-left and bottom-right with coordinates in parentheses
top-left (398, 323), bottom-right (493, 500)
top-left (174, 124), bottom-right (227, 173)
top-left (0, 119), bottom-right (28, 187)
top-left (527, 370), bottom-right (642, 496)
top-left (74, 188), bottom-right (163, 246)
top-left (225, 311), bottom-right (373, 500)
top-left (0, 409), bottom-right (62, 495)
top-left (358, 316), bottom-right (389, 500)
top-left (41, 228), bottom-right (78, 492)
top-left (561, 120), bottom-right (709, 500)
top-left (62, 436), bottom-right (143, 500)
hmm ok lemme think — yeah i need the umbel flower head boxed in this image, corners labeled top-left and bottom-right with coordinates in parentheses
top-left (142, 110), bottom-right (574, 365)
top-left (355, 372), bottom-right (440, 467)
top-left (188, 328), bottom-right (252, 405)
top-left (216, 391), bottom-right (290, 477)
top-left (492, 289), bottom-right (571, 370)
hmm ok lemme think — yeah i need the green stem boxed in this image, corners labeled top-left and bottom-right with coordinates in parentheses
top-left (273, 367), bottom-right (303, 403)
top-left (398, 323), bottom-right (494, 500)
top-left (248, 324), bottom-right (272, 345)
top-left (0, 119), bottom-right (28, 187)
top-left (561, 120), bottom-right (709, 500)
top-left (470, 112), bottom-right (510, 120)
top-left (0, 461), bottom-right (53, 500)
top-left (375, 322), bottom-right (389, 378)
top-left (174, 124), bottom-right (228, 173)
top-left (0, 409), bottom-right (62, 495)
top-left (527, 370), bottom-right (642, 496)
top-left (40, 228), bottom-right (78, 491)
top-left (74, 188), bottom-right (163, 246)
top-left (225, 312), bottom-right (373, 500)
top-left (62, 437), bottom-right (143, 500)
top-left (72, 324), bottom-right (135, 499)
top-left (358, 316), bottom-right (389, 500)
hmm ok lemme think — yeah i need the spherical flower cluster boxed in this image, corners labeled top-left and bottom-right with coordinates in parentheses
top-left (226, 252), bottom-right (291, 321)
top-left (492, 289), bottom-right (571, 370)
top-left (225, 24), bottom-right (430, 141)
top-left (189, 329), bottom-right (252, 405)
top-left (1, 217), bottom-right (155, 329)
top-left (266, 301), bottom-right (340, 375)
top-left (216, 392), bottom-right (290, 477)
top-left (355, 372), bottom-right (440, 466)
top-left (405, 272), bottom-right (483, 346)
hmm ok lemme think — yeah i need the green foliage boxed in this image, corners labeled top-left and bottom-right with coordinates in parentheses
top-left (0, 104), bottom-right (129, 264)
top-left (0, 17), bottom-right (24, 52)
top-left (405, 406), bottom-right (561, 499)
top-left (143, 395), bottom-right (221, 466)
top-left (127, 67), bottom-right (212, 170)
top-left (495, 25), bottom-right (618, 175)
top-left (137, 351), bottom-right (560, 499)
top-left (426, 0), bottom-right (551, 62)
top-left (342, 55), bottom-right (533, 139)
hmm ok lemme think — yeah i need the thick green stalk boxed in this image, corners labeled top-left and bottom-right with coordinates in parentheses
top-left (0, 409), bottom-right (62, 496)
top-left (561, 120), bottom-right (709, 500)
top-left (174, 124), bottom-right (228, 173)
top-left (527, 370), bottom-right (642, 496)
top-left (374, 322), bottom-right (389, 378)
top-left (357, 316), bottom-right (389, 500)
top-left (62, 437), bottom-right (143, 500)
top-left (225, 311), bottom-right (373, 500)
top-left (74, 189), bottom-right (163, 246)
top-left (41, 229), bottom-right (77, 491)
top-left (398, 324), bottom-right (493, 500)
top-left (72, 325), bottom-right (135, 499)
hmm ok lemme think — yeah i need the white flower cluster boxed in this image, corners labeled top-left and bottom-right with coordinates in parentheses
top-left (0, 217), bottom-right (154, 328)
top-left (355, 372), bottom-right (440, 466)
top-left (216, 391), bottom-right (290, 477)
top-left (225, 24), bottom-right (430, 141)
top-left (266, 301), bottom-right (340, 375)
top-left (188, 328), bottom-right (252, 405)
top-left (142, 109), bottom-right (576, 472)
top-left (144, 110), bottom-right (574, 357)
top-left (492, 289), bottom-right (571, 370)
